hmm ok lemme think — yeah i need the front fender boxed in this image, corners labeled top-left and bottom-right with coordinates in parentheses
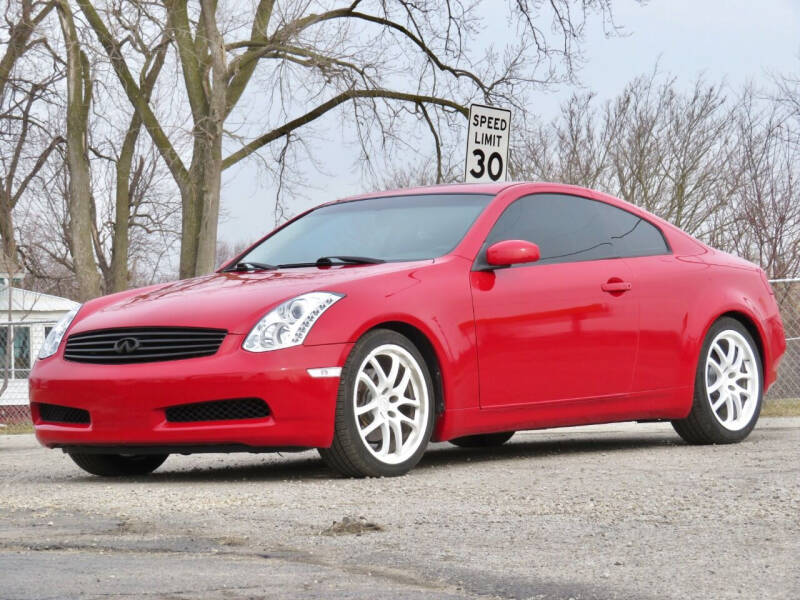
top-left (304, 257), bottom-right (481, 412)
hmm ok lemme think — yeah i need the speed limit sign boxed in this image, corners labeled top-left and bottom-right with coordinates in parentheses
top-left (464, 104), bottom-right (511, 183)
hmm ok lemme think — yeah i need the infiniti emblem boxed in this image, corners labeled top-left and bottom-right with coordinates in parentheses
top-left (114, 337), bottom-right (141, 354)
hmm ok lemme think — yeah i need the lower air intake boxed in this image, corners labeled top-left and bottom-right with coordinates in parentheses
top-left (165, 398), bottom-right (270, 423)
top-left (38, 403), bottom-right (91, 425)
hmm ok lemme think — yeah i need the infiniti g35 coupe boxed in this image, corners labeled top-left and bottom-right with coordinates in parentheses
top-left (29, 182), bottom-right (787, 477)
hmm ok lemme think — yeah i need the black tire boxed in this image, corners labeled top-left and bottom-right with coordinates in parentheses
top-left (319, 329), bottom-right (435, 477)
top-left (449, 431), bottom-right (515, 448)
top-left (68, 453), bottom-right (168, 477)
top-left (671, 317), bottom-right (763, 445)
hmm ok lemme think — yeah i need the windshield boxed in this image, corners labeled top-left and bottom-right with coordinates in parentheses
top-left (236, 194), bottom-right (493, 267)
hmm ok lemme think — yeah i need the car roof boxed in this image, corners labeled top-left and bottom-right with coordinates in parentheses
top-left (334, 182), bottom-right (520, 203)
top-left (332, 181), bottom-right (641, 204)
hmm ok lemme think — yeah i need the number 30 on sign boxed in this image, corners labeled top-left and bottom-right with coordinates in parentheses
top-left (464, 104), bottom-right (511, 183)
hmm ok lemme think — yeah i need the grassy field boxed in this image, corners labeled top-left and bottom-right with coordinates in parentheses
top-left (0, 422), bottom-right (33, 435)
top-left (762, 398), bottom-right (800, 417)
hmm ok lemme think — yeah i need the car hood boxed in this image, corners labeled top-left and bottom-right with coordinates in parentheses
top-left (71, 262), bottom-right (431, 335)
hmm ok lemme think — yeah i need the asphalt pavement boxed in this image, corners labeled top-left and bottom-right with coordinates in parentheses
top-left (1, 419), bottom-right (798, 600)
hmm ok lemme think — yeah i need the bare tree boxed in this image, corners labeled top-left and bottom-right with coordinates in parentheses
top-left (724, 88), bottom-right (800, 279)
top-left (74, 0), bottom-right (629, 279)
top-left (7, 1), bottom-right (178, 299)
top-left (0, 1), bottom-right (61, 276)
top-left (57, 0), bottom-right (102, 300)
top-left (512, 92), bottom-right (614, 188)
top-left (85, 3), bottom-right (172, 292)
top-left (777, 69), bottom-right (800, 128)
top-left (509, 71), bottom-right (740, 243)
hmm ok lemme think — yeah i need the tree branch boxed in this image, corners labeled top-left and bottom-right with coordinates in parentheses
top-left (165, 0), bottom-right (209, 122)
top-left (224, 0), bottom-right (274, 116)
top-left (75, 0), bottom-right (189, 190)
top-left (222, 88), bottom-right (468, 169)
top-left (11, 135), bottom-right (64, 206)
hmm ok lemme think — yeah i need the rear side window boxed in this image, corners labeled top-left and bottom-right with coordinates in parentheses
top-left (486, 193), bottom-right (669, 265)
top-left (603, 204), bottom-right (670, 257)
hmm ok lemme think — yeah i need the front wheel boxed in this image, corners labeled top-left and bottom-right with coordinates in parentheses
top-left (672, 317), bottom-right (763, 444)
top-left (319, 329), bottom-right (435, 477)
top-left (68, 453), bottom-right (168, 477)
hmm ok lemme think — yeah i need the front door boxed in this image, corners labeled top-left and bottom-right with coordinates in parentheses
top-left (471, 193), bottom-right (640, 408)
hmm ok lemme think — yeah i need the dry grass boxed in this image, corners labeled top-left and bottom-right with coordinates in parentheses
top-left (762, 398), bottom-right (800, 417)
top-left (0, 422), bottom-right (34, 435)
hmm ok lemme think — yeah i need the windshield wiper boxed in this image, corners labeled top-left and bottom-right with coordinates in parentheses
top-left (223, 261), bottom-right (276, 272)
top-left (315, 256), bottom-right (386, 265)
top-left (274, 256), bottom-right (386, 269)
top-left (273, 256), bottom-right (387, 269)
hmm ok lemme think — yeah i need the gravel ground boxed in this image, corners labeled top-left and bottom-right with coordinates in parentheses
top-left (1, 419), bottom-right (798, 600)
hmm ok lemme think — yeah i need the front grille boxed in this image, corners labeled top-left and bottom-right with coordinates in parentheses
top-left (165, 398), bottom-right (270, 423)
top-left (64, 327), bottom-right (227, 364)
top-left (38, 403), bottom-right (90, 425)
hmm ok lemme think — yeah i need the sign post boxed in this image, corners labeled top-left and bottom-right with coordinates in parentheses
top-left (464, 104), bottom-right (511, 183)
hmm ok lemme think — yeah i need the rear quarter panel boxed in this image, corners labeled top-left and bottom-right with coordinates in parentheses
top-left (687, 252), bottom-right (786, 392)
top-left (638, 247), bottom-right (785, 422)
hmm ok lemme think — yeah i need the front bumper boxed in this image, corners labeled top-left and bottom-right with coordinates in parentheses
top-left (29, 334), bottom-right (353, 451)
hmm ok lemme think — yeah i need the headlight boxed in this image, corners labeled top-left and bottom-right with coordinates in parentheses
top-left (38, 305), bottom-right (81, 359)
top-left (243, 292), bottom-right (344, 352)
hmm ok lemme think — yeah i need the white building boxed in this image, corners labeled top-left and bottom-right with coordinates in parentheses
top-left (0, 285), bottom-right (79, 409)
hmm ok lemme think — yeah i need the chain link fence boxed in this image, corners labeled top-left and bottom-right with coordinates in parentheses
top-left (766, 279), bottom-right (800, 403)
top-left (0, 319), bottom-right (57, 425)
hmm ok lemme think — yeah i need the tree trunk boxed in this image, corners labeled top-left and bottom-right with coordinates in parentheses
top-left (194, 0), bottom-right (226, 277)
top-left (109, 125), bottom-right (137, 292)
top-left (109, 40), bottom-right (168, 292)
top-left (178, 157), bottom-right (201, 280)
top-left (192, 137), bottom-right (223, 276)
top-left (178, 120), bottom-right (222, 279)
top-left (0, 193), bottom-right (17, 265)
top-left (58, 1), bottom-right (102, 301)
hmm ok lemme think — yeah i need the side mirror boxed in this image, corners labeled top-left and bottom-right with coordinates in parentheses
top-left (486, 240), bottom-right (541, 267)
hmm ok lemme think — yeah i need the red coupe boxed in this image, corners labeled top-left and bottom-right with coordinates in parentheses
top-left (29, 183), bottom-right (787, 477)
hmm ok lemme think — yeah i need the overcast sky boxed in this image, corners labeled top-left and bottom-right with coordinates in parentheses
top-left (218, 0), bottom-right (800, 246)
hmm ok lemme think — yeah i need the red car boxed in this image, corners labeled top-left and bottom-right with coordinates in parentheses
top-left (30, 183), bottom-right (786, 477)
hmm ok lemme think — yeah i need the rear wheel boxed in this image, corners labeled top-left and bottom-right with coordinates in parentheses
top-left (450, 431), bottom-right (514, 448)
top-left (319, 329), bottom-right (435, 477)
top-left (68, 453), bottom-right (168, 477)
top-left (671, 317), bottom-right (763, 444)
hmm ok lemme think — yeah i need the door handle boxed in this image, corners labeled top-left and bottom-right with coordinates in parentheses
top-left (601, 280), bottom-right (632, 293)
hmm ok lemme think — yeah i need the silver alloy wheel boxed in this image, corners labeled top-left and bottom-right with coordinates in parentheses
top-left (705, 329), bottom-right (758, 431)
top-left (353, 343), bottom-right (429, 465)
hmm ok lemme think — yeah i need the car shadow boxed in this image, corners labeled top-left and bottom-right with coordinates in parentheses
top-left (417, 434), bottom-right (679, 471)
top-left (73, 431), bottom-right (682, 484)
